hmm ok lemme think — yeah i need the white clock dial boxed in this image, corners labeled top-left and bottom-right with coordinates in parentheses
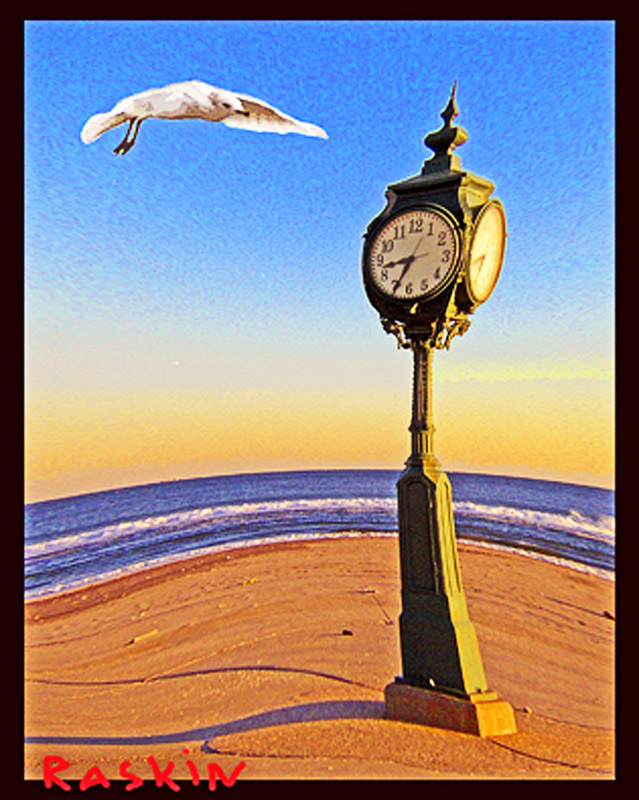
top-left (368, 208), bottom-right (459, 301)
top-left (466, 201), bottom-right (506, 304)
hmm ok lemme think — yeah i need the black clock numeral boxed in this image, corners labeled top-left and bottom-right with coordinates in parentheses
top-left (393, 225), bottom-right (406, 240)
top-left (427, 222), bottom-right (434, 236)
top-left (441, 249), bottom-right (451, 263)
top-left (420, 279), bottom-right (429, 292)
top-left (437, 231), bottom-right (447, 246)
top-left (381, 269), bottom-right (388, 281)
top-left (382, 240), bottom-right (394, 253)
top-left (409, 218), bottom-right (423, 234)
top-left (405, 282), bottom-right (413, 295)
top-left (434, 268), bottom-right (440, 279)
top-left (376, 254), bottom-right (384, 267)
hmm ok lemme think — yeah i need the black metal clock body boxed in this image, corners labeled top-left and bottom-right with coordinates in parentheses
top-left (362, 175), bottom-right (467, 327)
top-left (362, 158), bottom-right (497, 331)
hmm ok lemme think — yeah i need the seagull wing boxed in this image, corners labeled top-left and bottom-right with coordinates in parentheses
top-left (223, 93), bottom-right (328, 139)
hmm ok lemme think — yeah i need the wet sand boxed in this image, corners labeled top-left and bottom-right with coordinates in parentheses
top-left (24, 537), bottom-right (615, 780)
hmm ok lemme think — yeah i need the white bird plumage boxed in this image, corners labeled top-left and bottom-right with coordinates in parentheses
top-left (81, 80), bottom-right (328, 155)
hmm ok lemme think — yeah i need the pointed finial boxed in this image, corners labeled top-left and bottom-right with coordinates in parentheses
top-left (423, 81), bottom-right (468, 173)
top-left (441, 80), bottom-right (460, 128)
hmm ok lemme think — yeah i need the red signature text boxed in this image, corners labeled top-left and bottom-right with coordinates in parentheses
top-left (43, 750), bottom-right (246, 791)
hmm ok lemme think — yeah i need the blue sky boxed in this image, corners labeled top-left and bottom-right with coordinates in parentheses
top-left (25, 21), bottom-right (615, 500)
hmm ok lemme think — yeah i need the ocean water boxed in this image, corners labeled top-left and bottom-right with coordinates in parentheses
top-left (24, 470), bottom-right (615, 600)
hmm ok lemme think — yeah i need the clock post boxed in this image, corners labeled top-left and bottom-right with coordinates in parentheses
top-left (362, 83), bottom-right (516, 736)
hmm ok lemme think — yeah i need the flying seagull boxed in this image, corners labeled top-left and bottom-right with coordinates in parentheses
top-left (81, 80), bottom-right (328, 155)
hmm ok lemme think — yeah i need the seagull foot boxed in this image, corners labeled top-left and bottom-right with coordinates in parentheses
top-left (113, 141), bottom-right (134, 156)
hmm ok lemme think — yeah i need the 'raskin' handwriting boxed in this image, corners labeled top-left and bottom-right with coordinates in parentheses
top-left (42, 750), bottom-right (246, 791)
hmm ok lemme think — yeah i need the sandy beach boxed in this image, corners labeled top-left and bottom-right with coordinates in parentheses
top-left (24, 537), bottom-right (615, 781)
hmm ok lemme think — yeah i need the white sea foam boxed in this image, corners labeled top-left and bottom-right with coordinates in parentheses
top-left (453, 501), bottom-right (615, 540)
top-left (24, 497), bottom-right (397, 558)
top-left (25, 494), bottom-right (613, 562)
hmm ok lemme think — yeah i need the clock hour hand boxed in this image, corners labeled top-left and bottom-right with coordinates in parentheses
top-left (382, 255), bottom-right (410, 270)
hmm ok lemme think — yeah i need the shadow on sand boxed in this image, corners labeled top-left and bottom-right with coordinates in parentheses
top-left (25, 698), bottom-right (386, 748)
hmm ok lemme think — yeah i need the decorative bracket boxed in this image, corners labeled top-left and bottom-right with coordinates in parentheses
top-left (380, 318), bottom-right (412, 349)
top-left (381, 314), bottom-right (471, 351)
top-left (434, 314), bottom-right (471, 350)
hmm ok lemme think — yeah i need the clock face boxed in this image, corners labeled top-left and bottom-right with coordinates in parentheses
top-left (466, 201), bottom-right (506, 304)
top-left (368, 207), bottom-right (460, 301)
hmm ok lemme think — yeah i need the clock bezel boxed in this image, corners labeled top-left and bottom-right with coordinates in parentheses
top-left (364, 203), bottom-right (463, 308)
top-left (465, 198), bottom-right (506, 305)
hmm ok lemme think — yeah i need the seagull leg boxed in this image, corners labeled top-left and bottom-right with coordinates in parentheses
top-left (113, 119), bottom-right (142, 156)
top-left (128, 119), bottom-right (143, 148)
top-left (113, 119), bottom-right (135, 155)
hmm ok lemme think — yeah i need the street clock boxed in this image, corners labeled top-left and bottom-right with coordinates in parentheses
top-left (362, 83), bottom-right (516, 737)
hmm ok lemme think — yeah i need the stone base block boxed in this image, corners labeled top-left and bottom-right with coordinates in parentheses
top-left (384, 681), bottom-right (517, 737)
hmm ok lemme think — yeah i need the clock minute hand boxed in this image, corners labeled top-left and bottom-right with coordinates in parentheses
top-left (391, 256), bottom-right (415, 294)
top-left (473, 254), bottom-right (487, 275)
top-left (391, 240), bottom-right (430, 294)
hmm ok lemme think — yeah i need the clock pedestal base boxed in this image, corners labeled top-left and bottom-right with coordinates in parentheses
top-left (384, 680), bottom-right (517, 737)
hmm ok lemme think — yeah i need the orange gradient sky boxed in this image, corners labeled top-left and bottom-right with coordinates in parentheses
top-left (26, 365), bottom-right (614, 502)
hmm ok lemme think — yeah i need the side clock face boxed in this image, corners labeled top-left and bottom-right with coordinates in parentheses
top-left (367, 207), bottom-right (460, 301)
top-left (466, 200), bottom-right (506, 304)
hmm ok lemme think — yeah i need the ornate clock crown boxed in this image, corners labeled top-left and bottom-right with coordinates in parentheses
top-left (422, 80), bottom-right (468, 174)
